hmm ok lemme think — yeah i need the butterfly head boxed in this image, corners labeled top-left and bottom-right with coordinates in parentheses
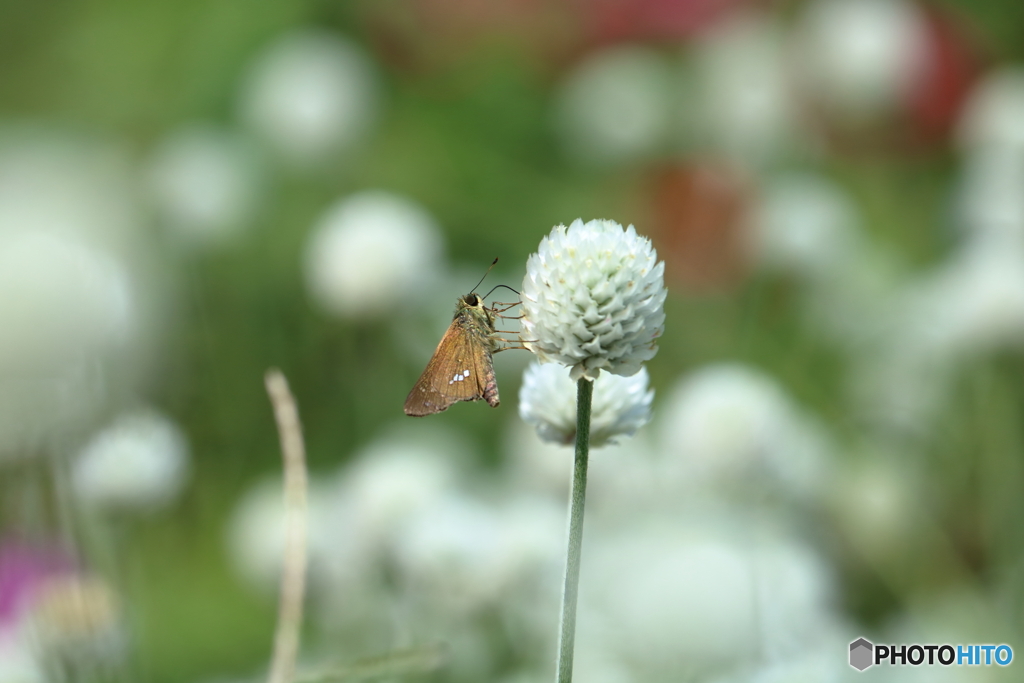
top-left (460, 292), bottom-right (483, 309)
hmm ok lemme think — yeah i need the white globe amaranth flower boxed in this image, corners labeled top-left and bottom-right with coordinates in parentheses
top-left (338, 427), bottom-right (465, 549)
top-left (554, 46), bottom-right (674, 167)
top-left (793, 0), bottom-right (928, 122)
top-left (889, 242), bottom-right (1024, 362)
top-left (0, 636), bottom-right (45, 683)
top-left (239, 29), bottom-right (378, 168)
top-left (519, 361), bottom-right (653, 447)
top-left (26, 574), bottom-right (127, 673)
top-left (147, 123), bottom-right (263, 247)
top-left (692, 13), bottom-right (797, 166)
top-left (303, 190), bottom-right (445, 318)
top-left (0, 132), bottom-right (162, 460)
top-left (659, 364), bottom-right (832, 501)
top-left (577, 520), bottom-right (837, 678)
top-left (956, 67), bottom-right (1024, 155)
top-left (748, 173), bottom-right (863, 280)
top-left (226, 475), bottom-right (337, 593)
top-left (71, 409), bottom-right (190, 512)
top-left (955, 149), bottom-right (1024, 248)
top-left (833, 453), bottom-right (920, 558)
top-left (392, 492), bottom-right (565, 618)
top-left (521, 219), bottom-right (666, 381)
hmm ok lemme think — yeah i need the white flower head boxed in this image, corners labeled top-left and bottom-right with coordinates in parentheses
top-left (520, 219), bottom-right (666, 381)
top-left (303, 190), bottom-right (445, 318)
top-left (692, 13), bottom-right (797, 166)
top-left (554, 46), bottom-right (674, 167)
top-left (659, 364), bottom-right (832, 501)
top-left (226, 475), bottom-right (337, 593)
top-left (793, 0), bottom-right (928, 122)
top-left (239, 29), bottom-right (378, 168)
top-left (519, 361), bottom-right (653, 447)
top-left (749, 173), bottom-right (862, 280)
top-left (147, 123), bottom-right (263, 247)
top-left (26, 574), bottom-right (127, 672)
top-left (71, 409), bottom-right (190, 512)
top-left (956, 67), bottom-right (1024, 155)
top-left (579, 520), bottom-right (836, 676)
top-left (955, 149), bottom-right (1024, 248)
top-left (0, 133), bottom-right (160, 460)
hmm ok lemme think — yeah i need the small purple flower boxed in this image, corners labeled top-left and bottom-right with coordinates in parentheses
top-left (0, 537), bottom-right (76, 634)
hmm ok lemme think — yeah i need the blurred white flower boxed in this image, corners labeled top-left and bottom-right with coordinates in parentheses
top-left (303, 190), bottom-right (445, 318)
top-left (393, 491), bottom-right (565, 619)
top-left (504, 418), bottom-right (662, 519)
top-left (554, 46), bottom-right (674, 166)
top-left (748, 173), bottom-right (862, 280)
top-left (0, 636), bottom-right (45, 683)
top-left (226, 476), bottom-right (337, 593)
top-left (0, 134), bottom-right (158, 458)
top-left (26, 575), bottom-right (126, 677)
top-left (519, 361), bottom-right (653, 447)
top-left (392, 494), bottom-right (504, 611)
top-left (306, 431), bottom-right (563, 670)
top-left (854, 242), bottom-right (1024, 430)
top-left (521, 219), bottom-right (666, 381)
top-left (955, 149), bottom-right (1024, 249)
top-left (803, 249), bottom-right (902, 349)
top-left (957, 67), bottom-right (1024, 155)
top-left (707, 637), bottom-right (849, 683)
top-left (881, 594), bottom-right (1009, 683)
top-left (504, 419), bottom-right (575, 495)
top-left (752, 539), bottom-right (839, 655)
top-left (909, 243), bottom-right (1024, 355)
top-left (0, 133), bottom-right (144, 251)
top-left (0, 233), bottom-right (135, 375)
top-left (488, 495), bottom-right (565, 591)
top-left (848, 342), bottom-right (952, 433)
top-left (239, 29), bottom-right (378, 168)
top-left (659, 364), bottom-right (832, 502)
top-left (338, 427), bottom-right (465, 551)
top-left (692, 14), bottom-right (797, 166)
top-left (567, 646), bottom-right (634, 683)
top-left (577, 520), bottom-right (836, 678)
top-left (832, 453), bottom-right (920, 559)
top-left (794, 0), bottom-right (928, 122)
top-left (147, 124), bottom-right (263, 247)
top-left (72, 409), bottom-right (189, 512)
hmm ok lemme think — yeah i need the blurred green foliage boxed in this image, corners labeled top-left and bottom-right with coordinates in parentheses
top-left (3, 1), bottom-right (1024, 681)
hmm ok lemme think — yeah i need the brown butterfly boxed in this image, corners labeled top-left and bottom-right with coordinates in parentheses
top-left (405, 260), bottom-right (523, 416)
top-left (403, 291), bottom-right (502, 416)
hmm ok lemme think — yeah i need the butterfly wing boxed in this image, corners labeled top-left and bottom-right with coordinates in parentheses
top-left (404, 315), bottom-right (499, 416)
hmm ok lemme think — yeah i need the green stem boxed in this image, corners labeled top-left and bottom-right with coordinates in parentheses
top-left (556, 377), bottom-right (593, 683)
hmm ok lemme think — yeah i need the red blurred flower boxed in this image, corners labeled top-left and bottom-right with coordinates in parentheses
top-left (578, 0), bottom-right (758, 45)
top-left (647, 162), bottom-right (752, 292)
top-left (903, 2), bottom-right (982, 143)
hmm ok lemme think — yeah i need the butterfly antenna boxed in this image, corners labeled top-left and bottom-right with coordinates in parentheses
top-left (482, 283), bottom-right (520, 300)
top-left (470, 258), bottom-right (499, 294)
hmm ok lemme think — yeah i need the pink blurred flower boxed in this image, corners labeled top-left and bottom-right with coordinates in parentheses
top-left (0, 538), bottom-right (75, 634)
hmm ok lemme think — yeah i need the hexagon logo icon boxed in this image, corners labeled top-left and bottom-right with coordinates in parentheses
top-left (850, 637), bottom-right (874, 671)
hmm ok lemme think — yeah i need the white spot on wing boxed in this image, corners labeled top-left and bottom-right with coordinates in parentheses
top-left (463, 370), bottom-right (470, 377)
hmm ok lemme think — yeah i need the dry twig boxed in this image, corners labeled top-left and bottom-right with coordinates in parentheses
top-left (265, 369), bottom-right (308, 683)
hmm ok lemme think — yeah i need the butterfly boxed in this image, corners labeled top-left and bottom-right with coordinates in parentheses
top-left (404, 260), bottom-right (523, 416)
top-left (404, 291), bottom-right (502, 416)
